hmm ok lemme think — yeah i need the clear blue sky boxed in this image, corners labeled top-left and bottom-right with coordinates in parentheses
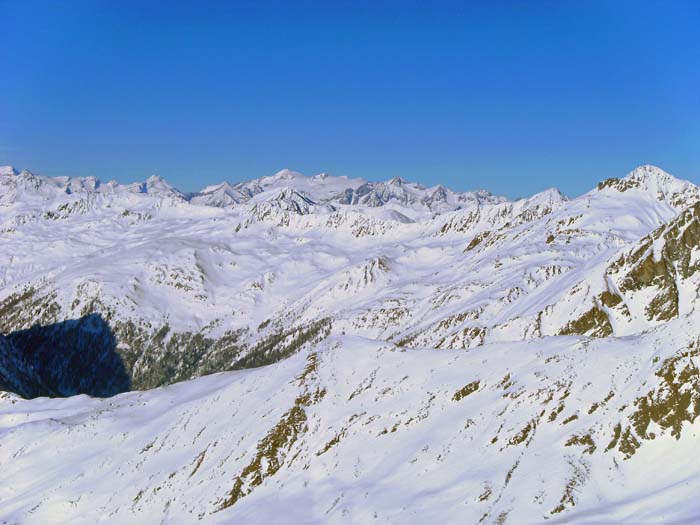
top-left (1, 1), bottom-right (698, 198)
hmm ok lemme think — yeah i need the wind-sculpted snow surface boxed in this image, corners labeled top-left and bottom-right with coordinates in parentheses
top-left (1, 164), bottom-right (700, 522)
top-left (0, 328), bottom-right (698, 524)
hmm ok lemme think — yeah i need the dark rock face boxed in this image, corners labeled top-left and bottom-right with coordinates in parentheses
top-left (611, 201), bottom-right (700, 322)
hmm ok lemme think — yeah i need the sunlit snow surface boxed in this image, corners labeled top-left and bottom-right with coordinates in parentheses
top-left (0, 164), bottom-right (696, 344)
top-left (0, 164), bottom-right (699, 523)
top-left (1, 329), bottom-right (698, 524)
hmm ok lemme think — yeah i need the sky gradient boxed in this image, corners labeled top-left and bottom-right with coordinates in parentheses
top-left (1, 0), bottom-right (698, 198)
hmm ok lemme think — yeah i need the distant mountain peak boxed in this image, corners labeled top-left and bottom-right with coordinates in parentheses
top-left (387, 176), bottom-right (406, 186)
top-left (127, 174), bottom-right (183, 198)
top-left (595, 165), bottom-right (698, 209)
top-left (0, 165), bottom-right (18, 176)
top-left (273, 186), bottom-right (314, 200)
top-left (200, 181), bottom-right (236, 194)
top-left (624, 164), bottom-right (672, 182)
top-left (527, 187), bottom-right (568, 204)
top-left (271, 169), bottom-right (301, 180)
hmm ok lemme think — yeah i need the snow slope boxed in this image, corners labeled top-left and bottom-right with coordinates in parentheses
top-left (1, 322), bottom-right (698, 524)
top-left (1, 164), bottom-right (697, 389)
top-left (0, 164), bottom-right (699, 523)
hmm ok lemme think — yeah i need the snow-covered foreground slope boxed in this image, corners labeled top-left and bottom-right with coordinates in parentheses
top-left (1, 322), bottom-right (698, 524)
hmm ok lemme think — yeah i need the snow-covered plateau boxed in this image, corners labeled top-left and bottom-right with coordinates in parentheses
top-left (0, 164), bottom-right (698, 523)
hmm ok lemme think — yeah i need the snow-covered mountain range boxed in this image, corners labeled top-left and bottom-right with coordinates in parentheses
top-left (0, 164), bottom-right (699, 523)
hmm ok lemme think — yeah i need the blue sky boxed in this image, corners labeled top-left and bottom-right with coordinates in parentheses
top-left (1, 0), bottom-right (698, 198)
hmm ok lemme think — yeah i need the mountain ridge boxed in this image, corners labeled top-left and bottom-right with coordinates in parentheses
top-left (0, 162), bottom-right (699, 524)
